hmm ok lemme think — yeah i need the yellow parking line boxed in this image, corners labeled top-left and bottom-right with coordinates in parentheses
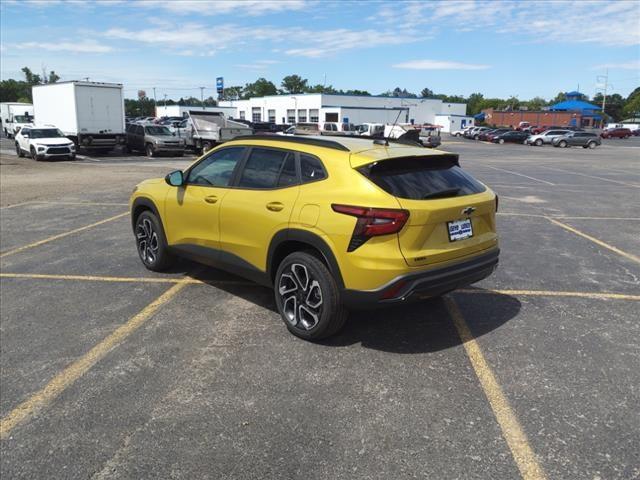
top-left (0, 272), bottom-right (254, 286)
top-left (444, 297), bottom-right (547, 480)
top-left (0, 272), bottom-right (189, 284)
top-left (0, 212), bottom-right (128, 258)
top-left (547, 217), bottom-right (640, 264)
top-left (0, 279), bottom-right (190, 440)
top-left (0, 201), bottom-right (37, 209)
top-left (34, 201), bottom-right (130, 206)
top-left (458, 288), bottom-right (640, 301)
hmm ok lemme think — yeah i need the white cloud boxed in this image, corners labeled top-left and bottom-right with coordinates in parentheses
top-left (368, 0), bottom-right (640, 47)
top-left (104, 23), bottom-right (417, 58)
top-left (392, 60), bottom-right (490, 70)
top-left (234, 59), bottom-right (281, 69)
top-left (592, 60), bottom-right (640, 70)
top-left (134, 0), bottom-right (308, 16)
top-left (12, 40), bottom-right (114, 53)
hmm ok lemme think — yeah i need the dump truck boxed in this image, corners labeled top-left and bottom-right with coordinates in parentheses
top-left (181, 110), bottom-right (253, 153)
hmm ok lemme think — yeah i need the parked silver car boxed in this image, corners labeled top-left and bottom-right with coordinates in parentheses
top-left (525, 129), bottom-right (572, 146)
top-left (125, 124), bottom-right (186, 157)
top-left (552, 132), bottom-right (601, 149)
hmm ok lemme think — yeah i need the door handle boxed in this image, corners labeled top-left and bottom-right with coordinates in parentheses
top-left (204, 195), bottom-right (218, 204)
top-left (266, 202), bottom-right (284, 212)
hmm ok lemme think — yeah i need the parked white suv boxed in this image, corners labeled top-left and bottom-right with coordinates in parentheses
top-left (525, 129), bottom-right (572, 146)
top-left (15, 126), bottom-right (76, 160)
top-left (452, 125), bottom-right (475, 137)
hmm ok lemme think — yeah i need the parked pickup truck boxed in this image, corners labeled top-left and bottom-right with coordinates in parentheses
top-left (181, 111), bottom-right (252, 153)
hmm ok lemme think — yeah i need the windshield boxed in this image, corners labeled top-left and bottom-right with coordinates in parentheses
top-left (14, 115), bottom-right (32, 123)
top-left (29, 129), bottom-right (65, 139)
top-left (145, 126), bottom-right (172, 136)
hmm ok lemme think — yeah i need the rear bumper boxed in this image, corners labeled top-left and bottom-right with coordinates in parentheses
top-left (342, 248), bottom-right (499, 309)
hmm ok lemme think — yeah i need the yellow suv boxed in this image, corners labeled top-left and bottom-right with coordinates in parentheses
top-left (130, 136), bottom-right (499, 339)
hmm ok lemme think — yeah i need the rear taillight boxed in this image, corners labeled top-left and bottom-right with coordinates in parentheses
top-left (495, 195), bottom-right (499, 212)
top-left (332, 204), bottom-right (409, 252)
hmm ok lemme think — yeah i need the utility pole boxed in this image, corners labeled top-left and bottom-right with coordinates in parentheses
top-left (200, 87), bottom-right (205, 107)
top-left (163, 94), bottom-right (168, 106)
top-left (596, 69), bottom-right (610, 127)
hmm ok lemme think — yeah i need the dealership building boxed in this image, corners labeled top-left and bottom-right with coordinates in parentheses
top-left (219, 93), bottom-right (467, 127)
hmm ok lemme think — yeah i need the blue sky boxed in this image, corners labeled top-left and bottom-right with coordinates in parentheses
top-left (1, 0), bottom-right (638, 101)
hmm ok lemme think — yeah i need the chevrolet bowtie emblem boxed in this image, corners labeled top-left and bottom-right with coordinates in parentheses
top-left (461, 207), bottom-right (476, 216)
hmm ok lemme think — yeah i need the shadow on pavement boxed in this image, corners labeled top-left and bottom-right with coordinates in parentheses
top-left (187, 261), bottom-right (521, 354)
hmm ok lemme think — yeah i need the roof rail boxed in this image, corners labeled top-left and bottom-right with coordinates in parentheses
top-left (233, 134), bottom-right (351, 152)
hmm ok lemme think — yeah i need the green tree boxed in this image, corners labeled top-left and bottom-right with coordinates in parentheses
top-left (523, 96), bottom-right (547, 111)
top-left (622, 87), bottom-right (640, 118)
top-left (243, 78), bottom-right (278, 98)
top-left (344, 89), bottom-right (370, 96)
top-left (420, 87), bottom-right (434, 98)
top-left (281, 74), bottom-right (309, 94)
top-left (466, 93), bottom-right (485, 115)
top-left (307, 84), bottom-right (337, 94)
top-left (21, 67), bottom-right (42, 85)
top-left (551, 91), bottom-right (566, 104)
top-left (47, 71), bottom-right (60, 84)
top-left (220, 86), bottom-right (243, 100)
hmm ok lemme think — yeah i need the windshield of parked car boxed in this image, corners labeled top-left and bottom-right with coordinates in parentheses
top-left (29, 128), bottom-right (65, 139)
top-left (145, 126), bottom-right (172, 136)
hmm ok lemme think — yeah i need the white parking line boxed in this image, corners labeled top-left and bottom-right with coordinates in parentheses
top-left (483, 165), bottom-right (555, 186)
top-left (538, 165), bottom-right (640, 188)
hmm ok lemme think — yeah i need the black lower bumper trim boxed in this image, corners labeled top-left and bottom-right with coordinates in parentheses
top-left (342, 248), bottom-right (499, 309)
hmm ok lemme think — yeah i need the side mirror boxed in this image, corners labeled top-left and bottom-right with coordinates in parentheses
top-left (165, 170), bottom-right (184, 187)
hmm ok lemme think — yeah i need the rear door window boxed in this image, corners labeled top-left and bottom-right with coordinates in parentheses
top-left (359, 156), bottom-right (486, 200)
top-left (237, 148), bottom-right (296, 189)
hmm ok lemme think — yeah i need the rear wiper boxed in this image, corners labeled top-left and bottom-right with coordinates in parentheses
top-left (423, 188), bottom-right (460, 199)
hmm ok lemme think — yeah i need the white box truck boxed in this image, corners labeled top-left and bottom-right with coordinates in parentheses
top-left (32, 81), bottom-right (125, 151)
top-left (1, 102), bottom-right (34, 138)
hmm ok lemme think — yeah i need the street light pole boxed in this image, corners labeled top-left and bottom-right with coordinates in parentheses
top-left (200, 87), bottom-right (205, 108)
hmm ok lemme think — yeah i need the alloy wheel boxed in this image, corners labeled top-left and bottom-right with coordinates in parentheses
top-left (278, 263), bottom-right (323, 331)
top-left (136, 217), bottom-right (159, 265)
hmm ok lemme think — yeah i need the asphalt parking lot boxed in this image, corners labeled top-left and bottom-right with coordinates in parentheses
top-left (1, 135), bottom-right (639, 479)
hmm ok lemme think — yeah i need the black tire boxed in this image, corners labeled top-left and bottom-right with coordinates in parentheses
top-left (202, 141), bottom-right (213, 154)
top-left (587, 141), bottom-right (597, 149)
top-left (16, 143), bottom-right (24, 157)
top-left (124, 144), bottom-right (132, 154)
top-left (558, 140), bottom-right (567, 148)
top-left (145, 143), bottom-right (156, 157)
top-left (134, 211), bottom-right (174, 271)
top-left (498, 138), bottom-right (504, 144)
top-left (30, 146), bottom-right (41, 161)
top-left (274, 251), bottom-right (348, 340)
top-left (535, 138), bottom-right (543, 146)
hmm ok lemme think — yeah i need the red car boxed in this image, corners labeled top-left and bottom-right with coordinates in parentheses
top-left (601, 128), bottom-right (632, 139)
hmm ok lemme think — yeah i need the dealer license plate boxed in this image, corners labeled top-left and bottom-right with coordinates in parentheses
top-left (447, 219), bottom-right (473, 242)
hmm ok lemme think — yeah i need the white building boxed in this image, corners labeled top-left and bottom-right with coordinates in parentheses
top-left (155, 105), bottom-right (237, 118)
top-left (219, 93), bottom-right (466, 125)
top-left (434, 114), bottom-right (475, 133)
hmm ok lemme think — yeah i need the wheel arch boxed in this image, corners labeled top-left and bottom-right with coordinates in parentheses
top-left (131, 196), bottom-right (161, 231)
top-left (267, 229), bottom-right (344, 289)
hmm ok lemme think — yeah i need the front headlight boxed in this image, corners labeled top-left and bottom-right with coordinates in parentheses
top-left (69, 143), bottom-right (76, 150)
top-left (37, 145), bottom-right (45, 151)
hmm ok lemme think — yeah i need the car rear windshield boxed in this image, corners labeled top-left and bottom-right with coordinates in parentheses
top-left (358, 156), bottom-right (486, 200)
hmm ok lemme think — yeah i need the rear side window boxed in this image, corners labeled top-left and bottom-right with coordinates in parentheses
top-left (238, 148), bottom-right (295, 189)
top-left (359, 156), bottom-right (486, 200)
top-left (300, 154), bottom-right (327, 183)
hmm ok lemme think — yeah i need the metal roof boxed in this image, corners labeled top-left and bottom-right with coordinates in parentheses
top-left (549, 99), bottom-right (601, 112)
